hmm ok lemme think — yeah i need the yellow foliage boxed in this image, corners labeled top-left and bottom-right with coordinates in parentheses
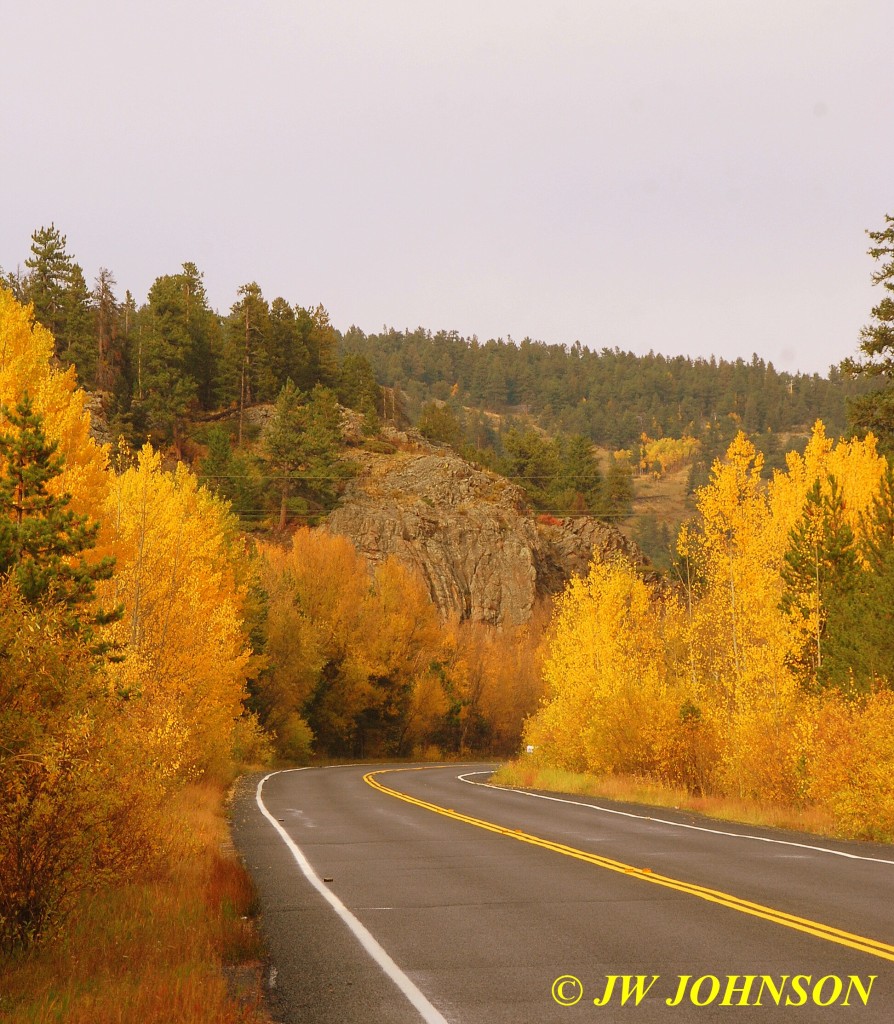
top-left (684, 433), bottom-right (799, 717)
top-left (258, 531), bottom-right (447, 755)
top-left (101, 446), bottom-right (250, 776)
top-left (0, 290), bottom-right (261, 953)
top-left (770, 421), bottom-right (886, 557)
top-left (528, 558), bottom-right (682, 776)
top-left (806, 690), bottom-right (894, 839)
top-left (257, 530), bottom-right (547, 757)
top-left (639, 433), bottom-right (700, 474)
top-left (258, 531), bottom-right (374, 749)
top-left (0, 289), bottom-right (109, 526)
top-left (365, 555), bottom-right (442, 685)
top-left (766, 423), bottom-right (888, 677)
top-left (476, 620), bottom-right (546, 753)
top-left (439, 612), bottom-right (546, 755)
top-left (534, 425), bottom-right (894, 836)
top-left (0, 584), bottom-right (172, 950)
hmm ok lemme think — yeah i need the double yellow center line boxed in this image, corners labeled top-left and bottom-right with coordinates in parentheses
top-left (364, 767), bottom-right (894, 964)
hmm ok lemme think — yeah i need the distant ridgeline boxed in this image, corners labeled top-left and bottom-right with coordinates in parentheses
top-left (3, 224), bottom-right (881, 531)
top-left (339, 326), bottom-right (872, 448)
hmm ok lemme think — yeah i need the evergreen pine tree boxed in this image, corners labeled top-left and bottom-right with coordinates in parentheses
top-left (136, 265), bottom-right (215, 453)
top-left (417, 402), bottom-right (464, 447)
top-left (23, 224), bottom-right (73, 355)
top-left (337, 354), bottom-right (380, 420)
top-left (306, 305), bottom-right (340, 388)
top-left (93, 268), bottom-right (121, 393)
top-left (198, 425), bottom-right (262, 525)
top-left (0, 394), bottom-right (119, 639)
top-left (501, 428), bottom-right (559, 510)
top-left (269, 297), bottom-right (311, 393)
top-left (598, 454), bottom-right (634, 520)
top-left (827, 462), bottom-right (894, 690)
top-left (558, 434), bottom-right (603, 513)
top-left (224, 282), bottom-right (274, 442)
top-left (263, 382), bottom-right (347, 528)
top-left (780, 477), bottom-right (861, 688)
top-left (844, 213), bottom-right (894, 453)
top-left (62, 263), bottom-right (96, 385)
top-left (22, 227), bottom-right (95, 385)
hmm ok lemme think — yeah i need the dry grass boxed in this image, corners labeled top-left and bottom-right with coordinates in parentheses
top-left (493, 762), bottom-right (838, 837)
top-left (628, 464), bottom-right (691, 521)
top-left (0, 783), bottom-right (270, 1024)
top-left (622, 463), bottom-right (693, 545)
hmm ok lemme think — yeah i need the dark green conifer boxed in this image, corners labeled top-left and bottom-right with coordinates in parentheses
top-left (827, 462), bottom-right (894, 691)
top-left (844, 213), bottom-right (894, 453)
top-left (780, 476), bottom-right (861, 689)
top-left (263, 382), bottom-right (347, 529)
top-left (23, 224), bottom-right (73, 354)
top-left (198, 425), bottom-right (262, 525)
top-left (0, 394), bottom-right (120, 640)
top-left (557, 434), bottom-right (603, 513)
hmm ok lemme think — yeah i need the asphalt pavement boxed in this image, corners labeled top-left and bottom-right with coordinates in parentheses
top-left (230, 763), bottom-right (894, 1023)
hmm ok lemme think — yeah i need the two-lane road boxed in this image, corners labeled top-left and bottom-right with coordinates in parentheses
top-left (231, 764), bottom-right (894, 1022)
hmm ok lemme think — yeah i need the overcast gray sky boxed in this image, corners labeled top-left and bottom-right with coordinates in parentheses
top-left (2, 1), bottom-right (892, 375)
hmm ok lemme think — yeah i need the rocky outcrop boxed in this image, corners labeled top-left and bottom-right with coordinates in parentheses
top-left (534, 516), bottom-right (645, 597)
top-left (83, 391), bottom-right (113, 448)
top-left (326, 440), bottom-right (646, 626)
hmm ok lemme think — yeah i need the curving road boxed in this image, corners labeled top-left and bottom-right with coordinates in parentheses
top-left (230, 764), bottom-right (894, 1023)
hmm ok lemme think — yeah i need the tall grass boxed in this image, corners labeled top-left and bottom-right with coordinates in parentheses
top-left (494, 761), bottom-right (838, 836)
top-left (0, 782), bottom-right (269, 1024)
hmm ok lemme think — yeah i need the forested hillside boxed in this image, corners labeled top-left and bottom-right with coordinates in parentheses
top-left (339, 325), bottom-right (868, 446)
top-left (3, 224), bottom-right (875, 464)
top-left (3, 223), bottom-right (881, 550)
top-left (1, 226), bottom-right (379, 461)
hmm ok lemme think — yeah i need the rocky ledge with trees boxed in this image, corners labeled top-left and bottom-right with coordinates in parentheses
top-left (326, 427), bottom-right (645, 626)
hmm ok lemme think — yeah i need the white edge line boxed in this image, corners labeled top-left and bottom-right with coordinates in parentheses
top-left (457, 771), bottom-right (894, 866)
top-left (256, 768), bottom-right (450, 1024)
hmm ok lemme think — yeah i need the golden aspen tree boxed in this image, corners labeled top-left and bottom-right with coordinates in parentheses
top-left (806, 689), bottom-right (894, 838)
top-left (361, 556), bottom-right (444, 753)
top-left (258, 532), bottom-right (449, 756)
top-left (258, 532), bottom-right (369, 752)
top-left (770, 424), bottom-right (886, 690)
top-left (0, 289), bottom-right (264, 950)
top-left (432, 620), bottom-right (486, 755)
top-left (640, 434), bottom-right (701, 475)
top-left (689, 435), bottom-right (792, 695)
top-left (823, 433), bottom-right (886, 549)
top-left (476, 615), bottom-right (548, 755)
top-left (0, 582), bottom-right (172, 951)
top-left (684, 433), bottom-right (803, 799)
top-left (527, 423), bottom-right (894, 829)
top-left (0, 292), bottom-right (171, 949)
top-left (254, 543), bottom-right (326, 755)
top-left (101, 446), bottom-right (250, 776)
top-left (770, 423), bottom-right (885, 557)
top-left (258, 530), bottom-right (375, 752)
top-left (525, 558), bottom-right (677, 776)
top-left (434, 609), bottom-right (550, 756)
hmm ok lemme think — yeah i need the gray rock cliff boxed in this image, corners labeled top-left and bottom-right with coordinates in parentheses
top-left (326, 439), bottom-right (646, 626)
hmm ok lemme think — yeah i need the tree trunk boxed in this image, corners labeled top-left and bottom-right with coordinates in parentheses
top-left (279, 485), bottom-right (288, 530)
